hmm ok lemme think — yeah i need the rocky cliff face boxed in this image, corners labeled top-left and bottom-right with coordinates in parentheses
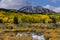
top-left (19, 6), bottom-right (54, 13)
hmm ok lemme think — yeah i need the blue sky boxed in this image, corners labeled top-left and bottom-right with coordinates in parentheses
top-left (28, 0), bottom-right (60, 7)
top-left (28, 0), bottom-right (60, 12)
top-left (0, 0), bottom-right (60, 12)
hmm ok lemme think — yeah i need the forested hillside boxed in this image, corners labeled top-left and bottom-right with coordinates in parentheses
top-left (0, 8), bottom-right (60, 24)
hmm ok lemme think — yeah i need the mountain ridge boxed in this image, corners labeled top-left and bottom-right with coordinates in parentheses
top-left (0, 6), bottom-right (56, 14)
top-left (19, 6), bottom-right (55, 14)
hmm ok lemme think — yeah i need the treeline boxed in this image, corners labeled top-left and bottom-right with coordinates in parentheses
top-left (0, 10), bottom-right (60, 24)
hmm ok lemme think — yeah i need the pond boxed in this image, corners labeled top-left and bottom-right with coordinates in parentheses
top-left (16, 33), bottom-right (45, 40)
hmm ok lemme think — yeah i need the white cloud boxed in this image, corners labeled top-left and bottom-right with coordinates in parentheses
top-left (43, 5), bottom-right (60, 12)
top-left (43, 5), bottom-right (55, 9)
top-left (0, 0), bottom-right (60, 12)
top-left (0, 0), bottom-right (27, 9)
top-left (53, 7), bottom-right (60, 12)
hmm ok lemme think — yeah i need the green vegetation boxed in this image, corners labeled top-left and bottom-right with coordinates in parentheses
top-left (0, 9), bottom-right (60, 40)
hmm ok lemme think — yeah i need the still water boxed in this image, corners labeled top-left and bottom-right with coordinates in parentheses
top-left (16, 33), bottom-right (45, 40)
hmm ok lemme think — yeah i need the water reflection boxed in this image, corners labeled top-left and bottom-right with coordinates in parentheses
top-left (16, 33), bottom-right (45, 40)
top-left (31, 34), bottom-right (45, 40)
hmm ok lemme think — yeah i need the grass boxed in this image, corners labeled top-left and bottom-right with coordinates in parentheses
top-left (0, 23), bottom-right (60, 40)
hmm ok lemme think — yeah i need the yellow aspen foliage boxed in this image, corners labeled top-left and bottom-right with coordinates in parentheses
top-left (45, 19), bottom-right (52, 23)
top-left (8, 18), bottom-right (14, 23)
top-left (18, 16), bottom-right (22, 23)
top-left (40, 15), bottom-right (49, 19)
top-left (3, 17), bottom-right (8, 23)
top-left (0, 14), bottom-right (4, 17)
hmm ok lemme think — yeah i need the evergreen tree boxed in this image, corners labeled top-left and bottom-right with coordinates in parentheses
top-left (49, 16), bottom-right (56, 23)
top-left (52, 18), bottom-right (56, 23)
top-left (0, 19), bottom-right (3, 23)
top-left (13, 17), bottom-right (18, 24)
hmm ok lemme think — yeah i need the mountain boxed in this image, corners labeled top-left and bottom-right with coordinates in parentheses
top-left (0, 6), bottom-right (55, 14)
top-left (19, 6), bottom-right (55, 14)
